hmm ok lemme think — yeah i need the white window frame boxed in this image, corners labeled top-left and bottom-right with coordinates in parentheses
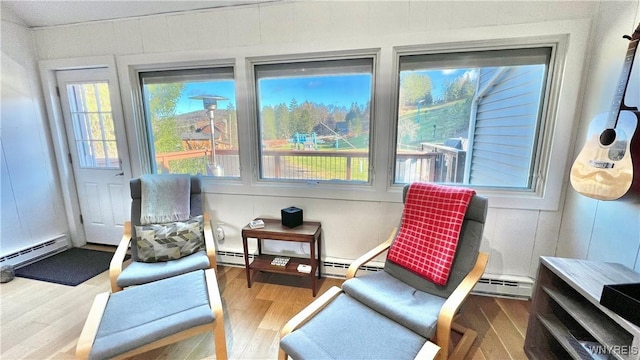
top-left (392, 45), bottom-right (553, 190)
top-left (249, 54), bottom-right (376, 185)
top-left (139, 67), bottom-right (240, 178)
top-left (389, 35), bottom-right (571, 210)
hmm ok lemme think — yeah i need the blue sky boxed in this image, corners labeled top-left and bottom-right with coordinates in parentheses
top-left (257, 74), bottom-right (372, 108)
top-left (174, 70), bottom-right (469, 114)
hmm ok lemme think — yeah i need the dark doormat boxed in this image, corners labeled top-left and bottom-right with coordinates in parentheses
top-left (15, 247), bottom-right (125, 286)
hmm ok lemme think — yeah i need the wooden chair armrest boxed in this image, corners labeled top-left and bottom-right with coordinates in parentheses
top-left (435, 252), bottom-right (489, 359)
top-left (109, 222), bottom-right (132, 293)
top-left (204, 268), bottom-right (224, 319)
top-left (203, 213), bottom-right (218, 269)
top-left (76, 292), bottom-right (110, 360)
top-left (345, 227), bottom-right (397, 279)
top-left (204, 268), bottom-right (228, 359)
top-left (415, 341), bottom-right (441, 360)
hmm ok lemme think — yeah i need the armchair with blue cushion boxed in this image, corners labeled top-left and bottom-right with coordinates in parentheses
top-left (109, 175), bottom-right (218, 293)
top-left (279, 183), bottom-right (489, 360)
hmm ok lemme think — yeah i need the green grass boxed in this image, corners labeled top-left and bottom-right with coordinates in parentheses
top-left (400, 99), bottom-right (471, 146)
top-left (259, 99), bottom-right (471, 180)
top-left (282, 155), bottom-right (369, 181)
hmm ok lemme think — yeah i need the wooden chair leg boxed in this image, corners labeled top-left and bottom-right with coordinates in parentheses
top-left (76, 292), bottom-right (110, 360)
top-left (448, 322), bottom-right (478, 360)
top-left (278, 348), bottom-right (289, 360)
top-left (214, 318), bottom-right (228, 360)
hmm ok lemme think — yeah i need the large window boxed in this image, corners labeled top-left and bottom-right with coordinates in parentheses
top-left (394, 47), bottom-right (551, 190)
top-left (254, 58), bottom-right (374, 183)
top-left (140, 67), bottom-right (239, 177)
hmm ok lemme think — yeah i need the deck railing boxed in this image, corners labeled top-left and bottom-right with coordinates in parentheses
top-left (155, 148), bottom-right (463, 183)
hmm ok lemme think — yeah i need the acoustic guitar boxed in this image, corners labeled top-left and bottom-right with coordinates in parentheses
top-left (570, 23), bottom-right (640, 201)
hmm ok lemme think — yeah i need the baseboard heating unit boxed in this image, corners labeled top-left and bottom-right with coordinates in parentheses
top-left (217, 251), bottom-right (533, 299)
top-left (474, 274), bottom-right (534, 299)
top-left (0, 235), bottom-right (69, 268)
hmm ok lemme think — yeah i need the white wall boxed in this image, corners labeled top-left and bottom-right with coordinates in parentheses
top-left (3, 1), bottom-right (639, 280)
top-left (557, 1), bottom-right (640, 272)
top-left (0, 7), bottom-right (68, 256)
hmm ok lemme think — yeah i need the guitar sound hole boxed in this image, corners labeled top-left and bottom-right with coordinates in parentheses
top-left (599, 129), bottom-right (616, 146)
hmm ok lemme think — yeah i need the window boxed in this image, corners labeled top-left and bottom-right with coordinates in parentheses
top-left (66, 82), bottom-right (120, 169)
top-left (254, 58), bottom-right (373, 183)
top-left (394, 47), bottom-right (551, 190)
top-left (140, 67), bottom-right (239, 177)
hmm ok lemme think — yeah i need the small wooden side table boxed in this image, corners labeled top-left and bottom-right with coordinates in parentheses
top-left (241, 218), bottom-right (322, 296)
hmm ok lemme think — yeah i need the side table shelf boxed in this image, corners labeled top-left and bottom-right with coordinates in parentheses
top-left (524, 257), bottom-right (640, 360)
top-left (249, 255), bottom-right (314, 276)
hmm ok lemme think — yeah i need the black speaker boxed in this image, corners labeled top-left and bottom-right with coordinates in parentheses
top-left (281, 207), bottom-right (303, 228)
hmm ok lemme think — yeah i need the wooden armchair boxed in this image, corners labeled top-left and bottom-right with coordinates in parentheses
top-left (109, 176), bottom-right (218, 293)
top-left (280, 184), bottom-right (489, 360)
top-left (345, 228), bottom-right (489, 360)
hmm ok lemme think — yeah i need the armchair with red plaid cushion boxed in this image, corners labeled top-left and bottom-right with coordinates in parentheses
top-left (280, 183), bottom-right (488, 360)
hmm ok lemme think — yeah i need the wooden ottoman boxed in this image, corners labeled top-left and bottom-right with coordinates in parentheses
top-left (76, 269), bottom-right (227, 359)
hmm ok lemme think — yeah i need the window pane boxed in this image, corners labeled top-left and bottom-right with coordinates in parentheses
top-left (255, 58), bottom-right (373, 183)
top-left (395, 48), bottom-right (551, 189)
top-left (140, 68), bottom-right (238, 177)
top-left (66, 82), bottom-right (120, 169)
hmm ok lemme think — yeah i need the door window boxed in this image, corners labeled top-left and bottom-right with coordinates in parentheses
top-left (66, 82), bottom-right (121, 169)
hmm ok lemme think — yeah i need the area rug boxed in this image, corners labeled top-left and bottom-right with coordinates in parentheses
top-left (15, 247), bottom-right (126, 286)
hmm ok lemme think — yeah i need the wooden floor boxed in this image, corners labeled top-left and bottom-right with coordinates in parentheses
top-left (0, 249), bottom-right (531, 360)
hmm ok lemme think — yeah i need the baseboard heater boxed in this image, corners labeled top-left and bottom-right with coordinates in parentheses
top-left (216, 251), bottom-right (533, 299)
top-left (474, 274), bottom-right (534, 299)
top-left (0, 235), bottom-right (69, 268)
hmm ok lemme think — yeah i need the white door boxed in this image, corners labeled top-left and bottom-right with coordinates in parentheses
top-left (56, 68), bottom-right (131, 245)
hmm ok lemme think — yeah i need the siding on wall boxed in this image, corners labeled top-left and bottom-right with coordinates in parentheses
top-left (469, 66), bottom-right (544, 188)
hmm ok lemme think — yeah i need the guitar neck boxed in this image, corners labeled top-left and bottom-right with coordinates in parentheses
top-left (607, 39), bottom-right (638, 128)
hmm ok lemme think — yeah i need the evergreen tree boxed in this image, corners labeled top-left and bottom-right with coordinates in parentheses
top-left (275, 103), bottom-right (290, 139)
top-left (261, 106), bottom-right (277, 140)
top-left (226, 102), bottom-right (239, 148)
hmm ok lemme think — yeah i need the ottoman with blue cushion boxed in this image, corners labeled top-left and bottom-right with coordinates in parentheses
top-left (76, 269), bottom-right (227, 360)
top-left (279, 286), bottom-right (440, 360)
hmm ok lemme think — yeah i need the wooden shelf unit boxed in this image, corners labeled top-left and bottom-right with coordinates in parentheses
top-left (525, 257), bottom-right (640, 360)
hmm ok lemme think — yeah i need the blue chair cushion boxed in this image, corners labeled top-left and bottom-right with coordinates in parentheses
top-left (116, 250), bottom-right (210, 288)
top-left (342, 270), bottom-right (446, 339)
top-left (280, 293), bottom-right (427, 360)
top-left (90, 270), bottom-right (215, 360)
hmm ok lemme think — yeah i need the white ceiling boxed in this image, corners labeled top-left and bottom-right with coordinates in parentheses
top-left (2, 1), bottom-right (274, 28)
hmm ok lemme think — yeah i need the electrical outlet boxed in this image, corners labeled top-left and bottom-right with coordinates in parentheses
top-left (215, 227), bottom-right (225, 241)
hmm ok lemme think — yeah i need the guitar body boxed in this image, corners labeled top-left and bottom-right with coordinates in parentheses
top-left (571, 110), bottom-right (640, 200)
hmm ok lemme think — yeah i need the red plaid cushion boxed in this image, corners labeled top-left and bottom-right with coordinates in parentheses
top-left (387, 183), bottom-right (476, 285)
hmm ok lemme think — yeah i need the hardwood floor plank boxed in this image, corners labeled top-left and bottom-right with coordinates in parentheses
top-left (474, 295), bottom-right (527, 360)
top-left (0, 320), bottom-right (48, 354)
top-left (496, 297), bottom-right (530, 337)
top-left (457, 295), bottom-right (513, 360)
top-left (238, 328), bottom-right (280, 359)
